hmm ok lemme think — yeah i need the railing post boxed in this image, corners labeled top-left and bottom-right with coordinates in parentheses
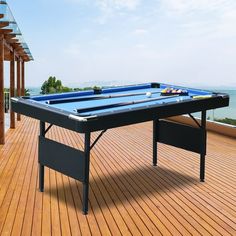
top-left (17, 58), bottom-right (21, 121)
top-left (21, 61), bottom-right (25, 96)
top-left (4, 92), bottom-right (9, 113)
top-left (10, 50), bottom-right (15, 129)
top-left (0, 34), bottom-right (4, 144)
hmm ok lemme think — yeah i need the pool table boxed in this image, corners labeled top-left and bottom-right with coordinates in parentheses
top-left (11, 82), bottom-right (229, 214)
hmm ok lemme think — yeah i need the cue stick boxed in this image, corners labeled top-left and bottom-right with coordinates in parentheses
top-left (76, 95), bottom-right (180, 113)
top-left (46, 90), bottom-right (162, 105)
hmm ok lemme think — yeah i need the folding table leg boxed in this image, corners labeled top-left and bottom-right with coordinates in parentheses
top-left (82, 132), bottom-right (91, 214)
top-left (200, 110), bottom-right (207, 182)
top-left (153, 119), bottom-right (158, 166)
top-left (39, 121), bottom-right (45, 192)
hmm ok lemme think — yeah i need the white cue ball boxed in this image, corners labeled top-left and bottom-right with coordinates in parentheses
top-left (146, 92), bottom-right (152, 98)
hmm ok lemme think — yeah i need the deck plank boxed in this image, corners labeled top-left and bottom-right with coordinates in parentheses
top-left (0, 117), bottom-right (236, 235)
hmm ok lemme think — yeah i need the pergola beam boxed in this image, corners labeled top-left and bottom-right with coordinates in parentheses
top-left (3, 32), bottom-right (29, 60)
top-left (0, 29), bottom-right (13, 34)
top-left (0, 22), bottom-right (9, 28)
top-left (6, 39), bottom-right (18, 44)
top-left (0, 2), bottom-right (33, 144)
top-left (4, 34), bottom-right (16, 40)
top-left (4, 39), bottom-right (20, 59)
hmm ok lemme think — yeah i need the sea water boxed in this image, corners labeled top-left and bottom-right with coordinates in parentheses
top-left (210, 90), bottom-right (236, 119)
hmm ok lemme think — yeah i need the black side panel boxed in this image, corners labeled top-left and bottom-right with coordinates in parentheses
top-left (39, 136), bottom-right (85, 181)
top-left (157, 120), bottom-right (204, 154)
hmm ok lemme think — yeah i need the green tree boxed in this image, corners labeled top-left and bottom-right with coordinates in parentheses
top-left (61, 87), bottom-right (72, 93)
top-left (41, 76), bottom-right (71, 94)
top-left (214, 117), bottom-right (236, 126)
top-left (25, 89), bottom-right (30, 96)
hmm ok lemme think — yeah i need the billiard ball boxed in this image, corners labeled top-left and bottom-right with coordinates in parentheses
top-left (146, 92), bottom-right (152, 98)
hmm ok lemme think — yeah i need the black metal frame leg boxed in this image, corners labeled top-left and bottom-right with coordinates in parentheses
top-left (200, 153), bottom-right (205, 182)
top-left (153, 119), bottom-right (158, 166)
top-left (200, 111), bottom-right (207, 182)
top-left (39, 164), bottom-right (44, 192)
top-left (82, 132), bottom-right (91, 215)
top-left (39, 121), bottom-right (45, 192)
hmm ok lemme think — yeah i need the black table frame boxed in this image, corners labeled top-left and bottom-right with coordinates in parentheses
top-left (11, 83), bottom-right (229, 214)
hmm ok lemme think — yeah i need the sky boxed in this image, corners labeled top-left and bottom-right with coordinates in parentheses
top-left (4, 0), bottom-right (236, 88)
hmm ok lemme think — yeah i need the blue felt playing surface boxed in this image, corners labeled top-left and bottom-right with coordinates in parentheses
top-left (29, 83), bottom-right (213, 116)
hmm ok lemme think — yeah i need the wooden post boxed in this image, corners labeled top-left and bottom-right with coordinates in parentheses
top-left (0, 35), bottom-right (4, 144)
top-left (10, 50), bottom-right (15, 129)
top-left (17, 58), bottom-right (21, 121)
top-left (21, 61), bottom-right (25, 96)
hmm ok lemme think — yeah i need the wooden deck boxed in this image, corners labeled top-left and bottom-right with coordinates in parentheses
top-left (0, 117), bottom-right (236, 236)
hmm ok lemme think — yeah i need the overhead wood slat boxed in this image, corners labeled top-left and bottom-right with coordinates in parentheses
top-left (0, 22), bottom-right (9, 28)
top-left (6, 39), bottom-right (18, 44)
top-left (4, 34), bottom-right (16, 40)
top-left (0, 29), bottom-right (12, 34)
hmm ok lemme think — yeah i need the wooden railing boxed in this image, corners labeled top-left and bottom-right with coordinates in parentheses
top-left (4, 91), bottom-right (10, 113)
